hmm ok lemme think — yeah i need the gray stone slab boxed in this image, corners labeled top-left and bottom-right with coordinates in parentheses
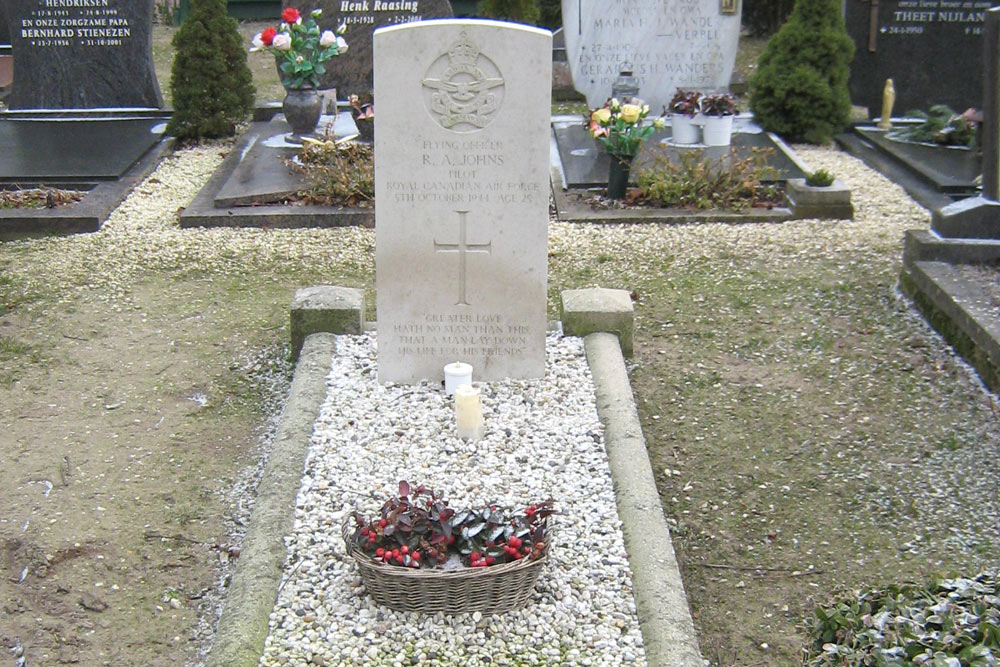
top-left (0, 135), bottom-right (171, 238)
top-left (854, 126), bottom-right (980, 194)
top-left (7, 0), bottom-right (162, 110)
top-left (0, 115), bottom-right (167, 182)
top-left (214, 111), bottom-right (362, 208)
top-left (552, 117), bottom-right (806, 189)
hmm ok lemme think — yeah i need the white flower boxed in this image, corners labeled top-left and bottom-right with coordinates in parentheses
top-left (336, 36), bottom-right (348, 52)
top-left (272, 33), bottom-right (292, 51)
top-left (311, 8), bottom-right (323, 17)
top-left (319, 30), bottom-right (336, 47)
top-left (336, 22), bottom-right (347, 35)
top-left (251, 33), bottom-right (264, 49)
top-left (296, 55), bottom-right (304, 64)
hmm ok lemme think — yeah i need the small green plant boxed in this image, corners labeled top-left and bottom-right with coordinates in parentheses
top-left (348, 481), bottom-right (554, 569)
top-left (701, 92), bottom-right (738, 117)
top-left (804, 571), bottom-right (1000, 666)
top-left (636, 147), bottom-right (784, 211)
top-left (889, 105), bottom-right (979, 148)
top-left (667, 89), bottom-right (703, 118)
top-left (806, 168), bottom-right (835, 187)
top-left (292, 139), bottom-right (374, 206)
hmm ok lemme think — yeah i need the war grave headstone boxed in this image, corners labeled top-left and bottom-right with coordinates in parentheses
top-left (1, 0), bottom-right (169, 235)
top-left (293, 0), bottom-right (454, 96)
top-left (560, 0), bottom-right (742, 112)
top-left (374, 20), bottom-right (551, 383)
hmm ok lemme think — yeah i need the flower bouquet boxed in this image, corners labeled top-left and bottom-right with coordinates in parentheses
top-left (251, 7), bottom-right (347, 91)
top-left (588, 98), bottom-right (664, 199)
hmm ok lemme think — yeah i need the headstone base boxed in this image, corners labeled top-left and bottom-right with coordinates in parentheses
top-left (560, 288), bottom-right (634, 357)
top-left (290, 286), bottom-right (366, 360)
top-left (931, 196), bottom-right (1000, 239)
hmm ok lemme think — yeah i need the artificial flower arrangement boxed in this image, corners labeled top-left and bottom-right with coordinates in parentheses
top-left (347, 481), bottom-right (554, 570)
top-left (667, 89), bottom-right (703, 118)
top-left (251, 7), bottom-right (348, 90)
top-left (588, 97), bottom-right (666, 158)
top-left (700, 92), bottom-right (738, 117)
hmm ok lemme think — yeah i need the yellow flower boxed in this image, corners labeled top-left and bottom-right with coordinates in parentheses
top-left (653, 117), bottom-right (666, 130)
top-left (609, 98), bottom-right (621, 111)
top-left (621, 104), bottom-right (641, 124)
top-left (591, 108), bottom-right (612, 125)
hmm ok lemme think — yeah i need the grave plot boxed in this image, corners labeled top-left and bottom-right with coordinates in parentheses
top-left (0, 0), bottom-right (169, 237)
top-left (838, 0), bottom-right (1000, 209)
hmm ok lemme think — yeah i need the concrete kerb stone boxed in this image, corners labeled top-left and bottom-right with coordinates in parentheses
top-left (290, 286), bottom-right (366, 361)
top-left (584, 332), bottom-right (704, 667)
top-left (204, 332), bottom-right (337, 667)
top-left (561, 287), bottom-right (635, 356)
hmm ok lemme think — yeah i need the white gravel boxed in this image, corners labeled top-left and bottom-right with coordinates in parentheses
top-left (259, 333), bottom-right (647, 667)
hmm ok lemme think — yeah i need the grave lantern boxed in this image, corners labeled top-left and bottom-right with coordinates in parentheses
top-left (611, 65), bottom-right (640, 103)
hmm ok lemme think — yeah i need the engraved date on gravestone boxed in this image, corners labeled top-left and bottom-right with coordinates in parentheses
top-left (18, 1), bottom-right (132, 49)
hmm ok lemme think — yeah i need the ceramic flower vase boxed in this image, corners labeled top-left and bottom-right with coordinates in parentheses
top-left (702, 115), bottom-right (734, 147)
top-left (283, 87), bottom-right (322, 140)
top-left (671, 114), bottom-right (701, 145)
top-left (607, 154), bottom-right (634, 200)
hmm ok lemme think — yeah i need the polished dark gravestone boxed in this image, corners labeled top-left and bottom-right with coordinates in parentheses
top-left (7, 0), bottom-right (161, 109)
top-left (293, 0), bottom-right (453, 96)
top-left (846, 0), bottom-right (1000, 117)
top-left (552, 117), bottom-right (806, 190)
top-left (854, 125), bottom-right (980, 195)
top-left (0, 117), bottom-right (166, 183)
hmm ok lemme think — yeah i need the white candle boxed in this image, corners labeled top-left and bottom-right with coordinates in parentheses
top-left (454, 384), bottom-right (484, 441)
top-left (443, 361), bottom-right (473, 396)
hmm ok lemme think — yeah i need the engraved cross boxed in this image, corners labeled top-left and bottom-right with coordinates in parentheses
top-left (434, 210), bottom-right (492, 306)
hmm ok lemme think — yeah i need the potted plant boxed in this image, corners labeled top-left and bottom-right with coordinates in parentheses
top-left (588, 97), bottom-right (665, 199)
top-left (667, 88), bottom-right (703, 145)
top-left (700, 92), bottom-right (738, 147)
top-left (344, 481), bottom-right (556, 614)
top-left (251, 7), bottom-right (348, 139)
top-left (348, 94), bottom-right (374, 142)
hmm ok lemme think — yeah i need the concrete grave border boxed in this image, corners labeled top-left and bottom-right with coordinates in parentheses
top-left (205, 285), bottom-right (703, 667)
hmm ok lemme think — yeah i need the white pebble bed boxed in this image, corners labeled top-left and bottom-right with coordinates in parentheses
top-left (259, 333), bottom-right (647, 666)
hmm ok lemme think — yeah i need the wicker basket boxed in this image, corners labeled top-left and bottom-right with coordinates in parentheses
top-left (341, 520), bottom-right (548, 615)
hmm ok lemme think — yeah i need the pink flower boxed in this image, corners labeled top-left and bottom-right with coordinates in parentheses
top-left (272, 33), bottom-right (292, 51)
top-left (319, 30), bottom-right (336, 47)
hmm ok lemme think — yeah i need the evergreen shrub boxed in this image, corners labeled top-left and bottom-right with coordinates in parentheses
top-left (477, 0), bottom-right (540, 25)
top-left (166, 0), bottom-right (255, 140)
top-left (749, 0), bottom-right (854, 144)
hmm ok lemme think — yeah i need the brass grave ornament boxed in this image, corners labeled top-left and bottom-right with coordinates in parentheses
top-left (721, 0), bottom-right (739, 15)
top-left (421, 31), bottom-right (505, 133)
top-left (878, 78), bottom-right (896, 131)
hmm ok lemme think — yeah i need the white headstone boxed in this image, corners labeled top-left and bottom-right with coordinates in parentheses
top-left (374, 20), bottom-right (552, 384)
top-left (561, 0), bottom-right (742, 111)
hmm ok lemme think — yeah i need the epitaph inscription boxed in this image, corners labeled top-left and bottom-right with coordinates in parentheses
top-left (8, 0), bottom-right (161, 109)
top-left (375, 20), bottom-right (551, 383)
top-left (560, 0), bottom-right (742, 110)
top-left (300, 0), bottom-right (452, 95)
top-left (846, 0), bottom-right (1000, 116)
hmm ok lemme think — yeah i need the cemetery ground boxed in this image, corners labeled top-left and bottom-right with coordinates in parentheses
top-left (0, 25), bottom-right (996, 667)
top-left (3, 141), bottom-right (1000, 665)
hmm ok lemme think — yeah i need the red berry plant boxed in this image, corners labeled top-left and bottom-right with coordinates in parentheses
top-left (349, 481), bottom-right (554, 570)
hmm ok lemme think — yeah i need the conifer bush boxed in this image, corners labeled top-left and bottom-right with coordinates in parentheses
top-left (749, 0), bottom-right (854, 144)
top-left (166, 0), bottom-right (255, 140)
top-left (477, 0), bottom-right (540, 25)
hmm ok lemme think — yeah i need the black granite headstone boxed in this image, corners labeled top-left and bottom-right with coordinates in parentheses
top-left (7, 0), bottom-right (162, 110)
top-left (846, 0), bottom-right (1000, 117)
top-left (292, 0), bottom-right (453, 96)
top-left (0, 4), bottom-right (10, 46)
